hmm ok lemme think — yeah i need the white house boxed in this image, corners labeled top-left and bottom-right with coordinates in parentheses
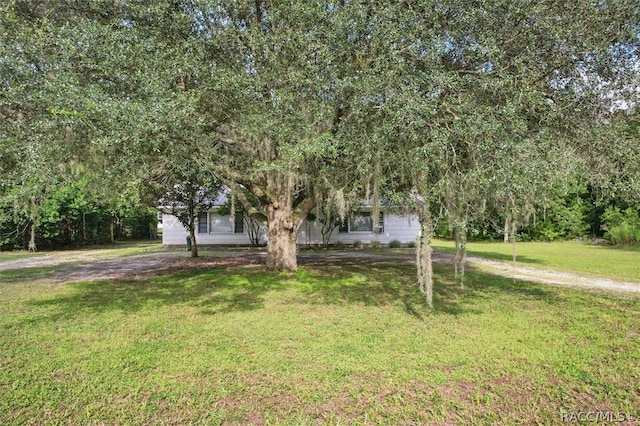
top-left (161, 203), bottom-right (420, 248)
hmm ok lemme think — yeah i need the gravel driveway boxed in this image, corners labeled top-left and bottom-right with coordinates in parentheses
top-left (1, 248), bottom-right (638, 293)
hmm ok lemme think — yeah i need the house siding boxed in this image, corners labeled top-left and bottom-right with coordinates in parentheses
top-left (297, 212), bottom-right (419, 246)
top-left (162, 209), bottom-right (420, 247)
top-left (161, 213), bottom-right (250, 246)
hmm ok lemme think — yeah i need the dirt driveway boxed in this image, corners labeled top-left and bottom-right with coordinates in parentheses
top-left (1, 247), bottom-right (638, 294)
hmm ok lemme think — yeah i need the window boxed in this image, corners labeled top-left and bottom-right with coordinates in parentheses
top-left (343, 211), bottom-right (384, 233)
top-left (350, 212), bottom-right (373, 232)
top-left (209, 212), bottom-right (234, 233)
top-left (209, 211), bottom-right (244, 233)
top-left (197, 212), bottom-right (208, 233)
top-left (234, 211), bottom-right (244, 234)
top-left (376, 211), bottom-right (384, 234)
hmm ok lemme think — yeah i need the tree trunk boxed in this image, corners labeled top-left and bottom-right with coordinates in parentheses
top-left (320, 218), bottom-right (335, 249)
top-left (190, 227), bottom-right (198, 258)
top-left (321, 228), bottom-right (331, 248)
top-left (503, 217), bottom-right (510, 243)
top-left (83, 212), bottom-right (87, 244)
top-left (28, 196), bottom-right (37, 252)
top-left (28, 222), bottom-right (37, 252)
top-left (511, 219), bottom-right (517, 265)
top-left (319, 201), bottom-right (336, 249)
top-left (244, 214), bottom-right (263, 247)
top-left (454, 223), bottom-right (467, 288)
top-left (416, 204), bottom-right (434, 307)
top-left (265, 200), bottom-right (299, 271)
top-left (189, 214), bottom-right (198, 258)
top-left (454, 225), bottom-right (461, 280)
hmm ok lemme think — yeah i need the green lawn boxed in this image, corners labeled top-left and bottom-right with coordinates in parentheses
top-left (0, 251), bottom-right (48, 261)
top-left (0, 241), bottom-right (163, 262)
top-left (432, 239), bottom-right (640, 283)
top-left (1, 255), bottom-right (639, 425)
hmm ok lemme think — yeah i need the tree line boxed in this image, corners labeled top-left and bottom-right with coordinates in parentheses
top-left (0, 176), bottom-right (157, 250)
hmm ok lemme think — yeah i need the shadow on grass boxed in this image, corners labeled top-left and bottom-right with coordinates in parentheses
top-left (28, 268), bottom-right (285, 320)
top-left (294, 261), bottom-right (430, 319)
top-left (24, 256), bottom-right (563, 325)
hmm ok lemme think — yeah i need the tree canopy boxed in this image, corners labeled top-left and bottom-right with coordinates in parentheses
top-left (1, 1), bottom-right (638, 276)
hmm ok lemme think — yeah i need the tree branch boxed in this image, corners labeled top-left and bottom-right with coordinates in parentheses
top-left (292, 194), bottom-right (317, 228)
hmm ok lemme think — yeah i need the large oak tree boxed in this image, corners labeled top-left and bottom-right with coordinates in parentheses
top-left (2, 1), bottom-right (638, 276)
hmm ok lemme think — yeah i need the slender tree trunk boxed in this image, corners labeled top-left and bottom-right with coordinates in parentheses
top-left (109, 221), bottom-right (114, 243)
top-left (189, 212), bottom-right (198, 258)
top-left (454, 225), bottom-right (461, 280)
top-left (243, 214), bottom-right (261, 247)
top-left (28, 222), bottom-right (37, 252)
top-left (319, 201), bottom-right (335, 248)
top-left (321, 227), bottom-right (331, 248)
top-left (503, 217), bottom-right (510, 243)
top-left (28, 196), bottom-right (37, 252)
top-left (416, 204), bottom-right (434, 307)
top-left (190, 227), bottom-right (198, 258)
top-left (265, 199), bottom-right (299, 271)
top-left (454, 223), bottom-right (467, 288)
top-left (320, 218), bottom-right (334, 249)
top-left (510, 219), bottom-right (517, 265)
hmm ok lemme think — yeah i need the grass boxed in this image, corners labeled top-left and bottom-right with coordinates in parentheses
top-left (0, 265), bottom-right (70, 282)
top-left (88, 241), bottom-right (164, 258)
top-left (1, 253), bottom-right (639, 425)
top-left (0, 251), bottom-right (48, 261)
top-left (0, 240), bottom-right (163, 262)
top-left (0, 241), bottom-right (165, 282)
top-left (432, 239), bottom-right (640, 283)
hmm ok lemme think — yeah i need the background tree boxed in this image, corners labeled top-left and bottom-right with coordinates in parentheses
top-left (159, 180), bottom-right (223, 258)
top-left (1, 1), bottom-right (145, 249)
top-left (373, 0), bottom-right (640, 304)
top-left (216, 188), bottom-right (268, 247)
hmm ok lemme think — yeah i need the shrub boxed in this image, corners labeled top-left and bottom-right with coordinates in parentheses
top-left (534, 222), bottom-right (563, 241)
top-left (389, 239), bottom-right (402, 248)
top-left (370, 240), bottom-right (381, 249)
top-left (353, 240), bottom-right (362, 248)
top-left (607, 223), bottom-right (640, 245)
top-left (602, 206), bottom-right (640, 245)
top-left (334, 241), bottom-right (345, 249)
top-left (407, 241), bottom-right (416, 248)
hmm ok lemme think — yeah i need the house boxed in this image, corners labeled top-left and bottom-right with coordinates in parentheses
top-left (161, 201), bottom-right (421, 248)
